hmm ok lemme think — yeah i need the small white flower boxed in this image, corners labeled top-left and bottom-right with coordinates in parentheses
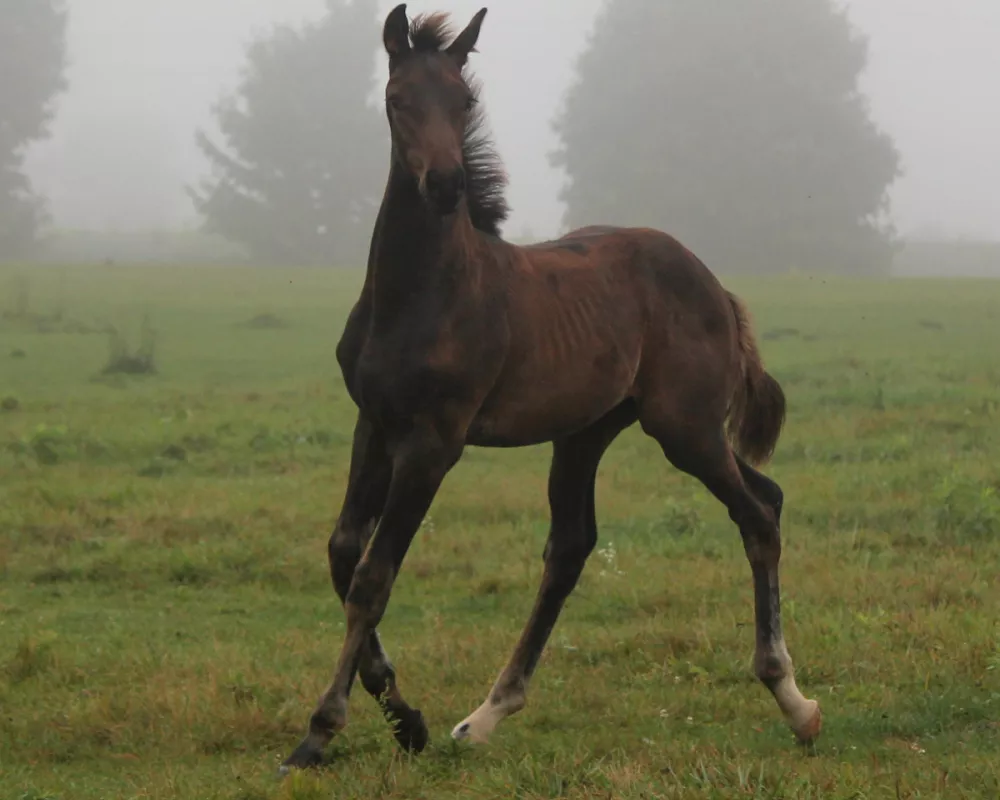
top-left (596, 541), bottom-right (624, 576)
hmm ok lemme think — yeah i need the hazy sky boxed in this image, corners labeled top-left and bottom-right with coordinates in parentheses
top-left (23, 0), bottom-right (1000, 240)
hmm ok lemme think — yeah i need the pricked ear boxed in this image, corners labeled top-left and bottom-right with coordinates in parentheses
top-left (383, 3), bottom-right (411, 60)
top-left (446, 7), bottom-right (487, 67)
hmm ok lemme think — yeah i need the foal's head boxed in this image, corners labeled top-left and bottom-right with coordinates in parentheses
top-left (382, 4), bottom-right (488, 216)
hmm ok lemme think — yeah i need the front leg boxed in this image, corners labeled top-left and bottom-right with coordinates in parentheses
top-left (282, 430), bottom-right (463, 771)
top-left (326, 414), bottom-right (428, 754)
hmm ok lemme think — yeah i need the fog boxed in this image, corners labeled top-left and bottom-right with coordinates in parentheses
top-left (20, 0), bottom-right (1000, 242)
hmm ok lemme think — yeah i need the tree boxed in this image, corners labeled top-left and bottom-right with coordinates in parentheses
top-left (191, 0), bottom-right (386, 267)
top-left (552, 0), bottom-right (901, 275)
top-left (0, 0), bottom-right (67, 260)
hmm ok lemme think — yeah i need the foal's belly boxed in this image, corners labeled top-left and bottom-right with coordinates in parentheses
top-left (465, 344), bottom-right (639, 447)
top-left (466, 406), bottom-right (608, 448)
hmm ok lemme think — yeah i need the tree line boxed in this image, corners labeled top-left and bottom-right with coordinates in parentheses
top-left (3, 0), bottom-right (900, 274)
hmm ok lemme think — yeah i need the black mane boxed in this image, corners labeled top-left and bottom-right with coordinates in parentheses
top-left (409, 13), bottom-right (509, 236)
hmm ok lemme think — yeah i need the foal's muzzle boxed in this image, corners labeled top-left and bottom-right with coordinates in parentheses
top-left (423, 167), bottom-right (466, 214)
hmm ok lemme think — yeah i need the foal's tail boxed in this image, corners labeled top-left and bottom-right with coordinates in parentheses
top-left (725, 292), bottom-right (786, 466)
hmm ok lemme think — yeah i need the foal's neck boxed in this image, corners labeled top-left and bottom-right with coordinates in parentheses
top-left (368, 160), bottom-right (477, 331)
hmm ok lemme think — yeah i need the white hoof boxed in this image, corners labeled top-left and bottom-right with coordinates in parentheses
top-left (450, 696), bottom-right (515, 744)
top-left (790, 699), bottom-right (822, 744)
top-left (450, 715), bottom-right (493, 744)
top-left (451, 686), bottom-right (525, 744)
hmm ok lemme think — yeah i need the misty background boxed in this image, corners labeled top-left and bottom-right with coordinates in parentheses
top-left (8, 0), bottom-right (1000, 272)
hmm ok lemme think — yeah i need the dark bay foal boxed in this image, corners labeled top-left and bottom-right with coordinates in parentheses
top-left (281, 3), bottom-right (821, 771)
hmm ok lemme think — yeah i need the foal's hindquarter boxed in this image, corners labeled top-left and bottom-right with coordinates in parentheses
top-left (452, 229), bottom-right (820, 744)
top-left (281, 218), bottom-right (820, 770)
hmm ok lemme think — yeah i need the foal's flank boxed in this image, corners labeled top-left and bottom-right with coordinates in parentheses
top-left (280, 2), bottom-right (821, 772)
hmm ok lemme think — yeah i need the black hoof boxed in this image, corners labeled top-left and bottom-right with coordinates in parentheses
top-left (279, 739), bottom-right (326, 774)
top-left (390, 707), bottom-right (429, 753)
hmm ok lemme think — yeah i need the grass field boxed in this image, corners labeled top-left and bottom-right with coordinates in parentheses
top-left (1, 265), bottom-right (998, 799)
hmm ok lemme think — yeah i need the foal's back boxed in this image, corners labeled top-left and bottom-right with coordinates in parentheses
top-left (515, 223), bottom-right (741, 382)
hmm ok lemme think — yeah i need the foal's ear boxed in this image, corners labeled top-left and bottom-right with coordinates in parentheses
top-left (446, 7), bottom-right (487, 68)
top-left (383, 3), bottom-right (411, 61)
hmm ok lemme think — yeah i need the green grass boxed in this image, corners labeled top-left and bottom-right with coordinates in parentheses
top-left (1, 265), bottom-right (998, 799)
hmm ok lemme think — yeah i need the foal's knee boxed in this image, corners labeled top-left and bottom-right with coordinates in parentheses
top-left (328, 526), bottom-right (362, 594)
top-left (328, 527), bottom-right (358, 563)
top-left (542, 535), bottom-right (595, 595)
top-left (542, 526), bottom-right (595, 564)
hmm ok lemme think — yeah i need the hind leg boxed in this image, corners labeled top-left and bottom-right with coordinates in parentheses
top-left (733, 455), bottom-right (819, 742)
top-left (451, 402), bottom-right (636, 743)
top-left (642, 414), bottom-right (820, 744)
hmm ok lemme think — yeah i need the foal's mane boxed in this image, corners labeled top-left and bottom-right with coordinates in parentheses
top-left (408, 13), bottom-right (509, 236)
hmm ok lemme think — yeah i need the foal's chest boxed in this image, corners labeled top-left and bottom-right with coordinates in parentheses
top-left (347, 328), bottom-right (480, 429)
top-left (339, 279), bottom-right (505, 432)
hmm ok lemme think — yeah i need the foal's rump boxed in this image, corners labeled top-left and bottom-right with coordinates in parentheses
top-left (616, 226), bottom-right (785, 465)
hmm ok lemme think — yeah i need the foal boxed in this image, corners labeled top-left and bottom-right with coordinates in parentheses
top-left (281, 3), bottom-right (821, 770)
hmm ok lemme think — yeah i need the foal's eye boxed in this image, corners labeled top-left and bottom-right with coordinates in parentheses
top-left (465, 96), bottom-right (477, 112)
top-left (387, 96), bottom-right (403, 112)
